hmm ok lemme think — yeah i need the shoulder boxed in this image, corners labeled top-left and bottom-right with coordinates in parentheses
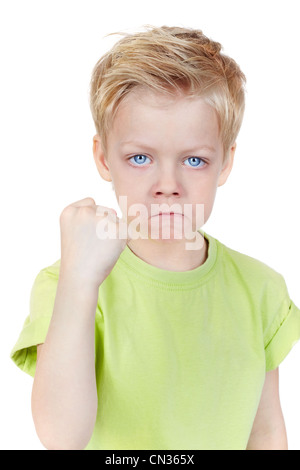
top-left (213, 235), bottom-right (286, 290)
top-left (211, 235), bottom-right (295, 344)
top-left (32, 259), bottom-right (61, 288)
top-left (30, 259), bottom-right (61, 319)
top-left (37, 259), bottom-right (61, 279)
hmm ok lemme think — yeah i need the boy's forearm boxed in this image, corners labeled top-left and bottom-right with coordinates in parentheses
top-left (31, 273), bottom-right (100, 450)
top-left (246, 428), bottom-right (288, 450)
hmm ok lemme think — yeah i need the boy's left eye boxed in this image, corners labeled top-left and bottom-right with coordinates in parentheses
top-left (183, 157), bottom-right (206, 168)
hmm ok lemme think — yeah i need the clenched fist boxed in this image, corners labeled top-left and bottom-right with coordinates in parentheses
top-left (59, 197), bottom-right (129, 288)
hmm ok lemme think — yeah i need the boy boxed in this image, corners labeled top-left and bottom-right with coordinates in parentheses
top-left (11, 25), bottom-right (300, 450)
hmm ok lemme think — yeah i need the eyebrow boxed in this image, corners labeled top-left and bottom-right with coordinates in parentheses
top-left (119, 140), bottom-right (217, 154)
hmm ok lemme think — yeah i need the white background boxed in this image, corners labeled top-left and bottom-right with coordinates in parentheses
top-left (1, 0), bottom-right (299, 450)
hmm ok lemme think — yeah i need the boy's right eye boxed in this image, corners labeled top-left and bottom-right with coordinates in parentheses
top-left (128, 155), bottom-right (151, 166)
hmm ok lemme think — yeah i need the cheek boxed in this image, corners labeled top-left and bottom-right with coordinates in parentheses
top-left (191, 173), bottom-right (218, 200)
top-left (189, 178), bottom-right (219, 225)
top-left (111, 173), bottom-right (132, 201)
top-left (112, 164), bottom-right (143, 196)
top-left (115, 188), bottom-right (146, 223)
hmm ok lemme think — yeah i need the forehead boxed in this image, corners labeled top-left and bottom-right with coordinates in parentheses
top-left (108, 87), bottom-right (221, 150)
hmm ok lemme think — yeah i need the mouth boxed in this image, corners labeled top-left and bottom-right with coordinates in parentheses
top-left (159, 212), bottom-right (181, 215)
top-left (152, 212), bottom-right (184, 218)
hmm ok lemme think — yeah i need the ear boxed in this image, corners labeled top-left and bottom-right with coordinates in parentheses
top-left (217, 143), bottom-right (237, 187)
top-left (93, 134), bottom-right (112, 182)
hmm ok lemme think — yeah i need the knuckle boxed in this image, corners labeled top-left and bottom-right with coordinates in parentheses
top-left (83, 197), bottom-right (96, 205)
top-left (96, 206), bottom-right (117, 217)
top-left (60, 206), bottom-right (71, 221)
top-left (59, 204), bottom-right (77, 224)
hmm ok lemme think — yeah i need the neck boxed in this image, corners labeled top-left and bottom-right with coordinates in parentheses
top-left (127, 234), bottom-right (208, 272)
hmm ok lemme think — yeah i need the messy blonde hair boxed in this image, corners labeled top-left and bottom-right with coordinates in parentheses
top-left (90, 25), bottom-right (246, 160)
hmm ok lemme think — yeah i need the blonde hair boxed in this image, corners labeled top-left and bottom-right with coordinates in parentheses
top-left (90, 25), bottom-right (246, 160)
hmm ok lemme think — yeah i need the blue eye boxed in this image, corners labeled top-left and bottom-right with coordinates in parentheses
top-left (129, 155), bottom-right (150, 166)
top-left (184, 157), bottom-right (205, 168)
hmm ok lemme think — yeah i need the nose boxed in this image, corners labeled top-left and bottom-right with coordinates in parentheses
top-left (153, 166), bottom-right (181, 198)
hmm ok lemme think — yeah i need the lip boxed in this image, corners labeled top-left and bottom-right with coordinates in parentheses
top-left (155, 212), bottom-right (184, 217)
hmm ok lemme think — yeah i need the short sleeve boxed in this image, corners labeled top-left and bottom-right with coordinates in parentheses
top-left (263, 273), bottom-right (300, 372)
top-left (10, 259), bottom-right (61, 377)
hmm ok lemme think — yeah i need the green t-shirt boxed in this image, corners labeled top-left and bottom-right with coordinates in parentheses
top-left (11, 231), bottom-right (300, 450)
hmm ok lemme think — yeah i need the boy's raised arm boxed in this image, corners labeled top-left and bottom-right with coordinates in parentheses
top-left (31, 197), bottom-right (128, 450)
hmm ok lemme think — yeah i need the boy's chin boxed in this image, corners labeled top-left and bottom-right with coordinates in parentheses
top-left (149, 217), bottom-right (196, 240)
top-left (126, 214), bottom-right (200, 244)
